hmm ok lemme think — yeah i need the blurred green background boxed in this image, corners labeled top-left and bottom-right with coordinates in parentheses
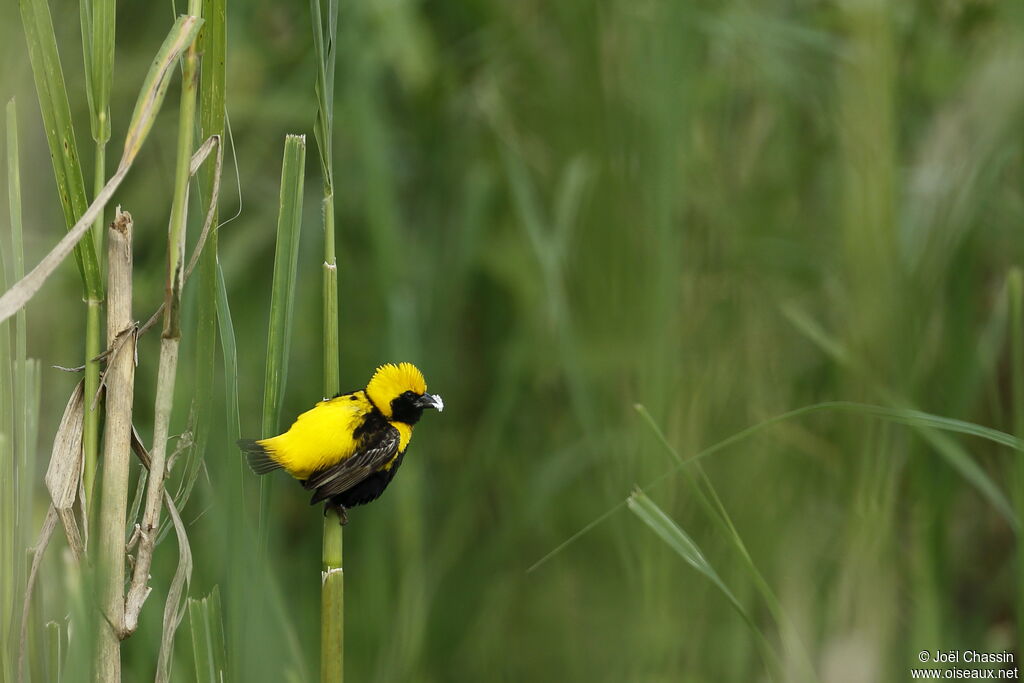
top-left (2, 0), bottom-right (1024, 680)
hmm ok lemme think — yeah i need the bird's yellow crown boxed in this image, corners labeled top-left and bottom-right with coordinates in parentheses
top-left (366, 362), bottom-right (427, 417)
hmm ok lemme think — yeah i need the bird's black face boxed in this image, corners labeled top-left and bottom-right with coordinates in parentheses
top-left (390, 391), bottom-right (444, 425)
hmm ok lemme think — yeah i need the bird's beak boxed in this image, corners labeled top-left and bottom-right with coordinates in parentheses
top-left (416, 393), bottom-right (444, 412)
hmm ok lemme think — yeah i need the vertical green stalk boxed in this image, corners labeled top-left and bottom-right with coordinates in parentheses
top-left (321, 519), bottom-right (343, 681)
top-left (164, 5), bottom-right (201, 318)
top-left (311, 1), bottom-right (342, 679)
top-left (84, 300), bottom-right (101, 507)
top-left (1008, 268), bottom-right (1024, 658)
top-left (3, 99), bottom-right (27, 683)
top-left (81, 0), bottom-right (116, 511)
top-left (195, 0), bottom-right (230, 674)
top-left (0, 181), bottom-right (13, 683)
top-left (311, 0), bottom-right (340, 393)
top-left (259, 135), bottom-right (307, 546)
top-left (7, 100), bottom-right (27, 525)
top-left (194, 0), bottom-right (226, 476)
top-left (19, 0), bottom-right (105, 511)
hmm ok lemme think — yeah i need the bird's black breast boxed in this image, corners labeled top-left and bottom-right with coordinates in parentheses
top-left (329, 450), bottom-right (406, 508)
top-left (318, 406), bottom-right (406, 509)
top-left (353, 407), bottom-right (390, 441)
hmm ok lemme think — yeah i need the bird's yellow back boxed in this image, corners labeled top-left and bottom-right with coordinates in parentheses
top-left (260, 391), bottom-right (372, 479)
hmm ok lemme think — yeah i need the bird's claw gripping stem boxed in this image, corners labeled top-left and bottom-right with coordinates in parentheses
top-left (325, 502), bottom-right (348, 526)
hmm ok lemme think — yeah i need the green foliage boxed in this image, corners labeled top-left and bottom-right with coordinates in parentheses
top-left (17, 0), bottom-right (101, 295)
top-left (188, 586), bottom-right (227, 683)
top-left (261, 135), bottom-right (307, 439)
top-left (3, 1), bottom-right (1024, 681)
top-left (259, 134), bottom-right (306, 561)
top-left (626, 489), bottom-right (779, 677)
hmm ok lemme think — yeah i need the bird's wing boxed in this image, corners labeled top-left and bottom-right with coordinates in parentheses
top-left (303, 424), bottom-right (401, 502)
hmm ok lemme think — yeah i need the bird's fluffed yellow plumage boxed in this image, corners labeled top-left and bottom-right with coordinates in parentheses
top-left (258, 391), bottom-right (378, 480)
top-left (240, 363), bottom-right (440, 521)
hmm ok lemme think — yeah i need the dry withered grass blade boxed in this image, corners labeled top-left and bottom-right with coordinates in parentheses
top-left (128, 429), bottom-right (192, 683)
top-left (21, 379), bottom-right (86, 681)
top-left (42, 380), bottom-right (86, 558)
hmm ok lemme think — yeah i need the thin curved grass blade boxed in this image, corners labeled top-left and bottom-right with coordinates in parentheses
top-left (531, 400), bottom-right (1022, 572)
top-left (626, 490), bottom-right (779, 679)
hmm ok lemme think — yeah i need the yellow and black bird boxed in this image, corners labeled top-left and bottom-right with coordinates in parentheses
top-left (238, 362), bottom-right (443, 524)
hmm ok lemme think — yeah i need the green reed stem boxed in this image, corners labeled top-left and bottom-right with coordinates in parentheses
top-left (0, 166), bottom-right (13, 683)
top-left (195, 0), bottom-right (231, 673)
top-left (3, 99), bottom-right (29, 683)
top-left (82, 0), bottom-right (115, 504)
top-left (311, 0), bottom-right (343, 679)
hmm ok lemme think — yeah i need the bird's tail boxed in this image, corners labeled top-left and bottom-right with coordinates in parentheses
top-left (237, 439), bottom-right (281, 474)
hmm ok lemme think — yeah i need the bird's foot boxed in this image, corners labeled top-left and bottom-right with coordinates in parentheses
top-left (325, 502), bottom-right (348, 526)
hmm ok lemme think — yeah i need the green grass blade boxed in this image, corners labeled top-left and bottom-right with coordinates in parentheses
top-left (310, 0), bottom-right (337, 190)
top-left (195, 0), bottom-right (226, 391)
top-left (216, 262), bottom-right (241, 456)
top-left (626, 490), bottom-right (779, 679)
top-left (5, 98), bottom-right (34, 681)
top-left (627, 491), bottom-right (743, 610)
top-left (259, 134), bottom-right (306, 540)
top-left (17, 0), bottom-right (102, 296)
top-left (79, 0), bottom-right (93, 123)
top-left (261, 134), bottom-right (307, 434)
top-left (634, 403), bottom-right (819, 681)
top-left (44, 621), bottom-right (61, 683)
top-left (188, 586), bottom-right (227, 683)
top-left (119, 15), bottom-right (204, 169)
top-left (6, 98), bottom-right (26, 502)
top-left (783, 305), bottom-right (1018, 528)
top-left (635, 405), bottom-right (738, 530)
top-left (187, 0), bottom-right (226, 541)
top-left (531, 400), bottom-right (1022, 572)
top-left (196, 0), bottom-right (226, 427)
top-left (82, 0), bottom-right (116, 287)
top-left (6, 101), bottom-right (26, 370)
top-left (214, 260), bottom-right (246, 680)
top-left (87, 0), bottom-right (114, 145)
top-left (0, 249), bottom-right (13, 683)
